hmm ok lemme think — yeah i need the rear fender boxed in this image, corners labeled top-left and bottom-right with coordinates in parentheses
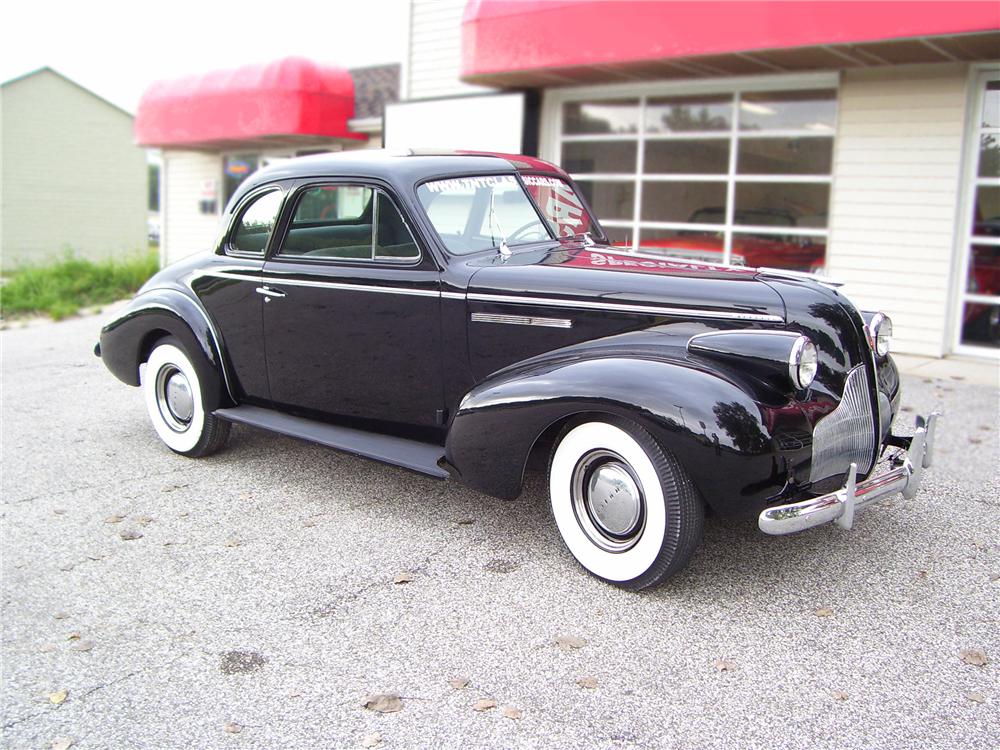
top-left (99, 289), bottom-right (233, 410)
top-left (446, 355), bottom-right (794, 517)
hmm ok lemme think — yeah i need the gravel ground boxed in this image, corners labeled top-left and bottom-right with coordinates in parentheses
top-left (2, 312), bottom-right (998, 750)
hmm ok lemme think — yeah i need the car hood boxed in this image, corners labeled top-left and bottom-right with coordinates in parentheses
top-left (465, 243), bottom-right (786, 322)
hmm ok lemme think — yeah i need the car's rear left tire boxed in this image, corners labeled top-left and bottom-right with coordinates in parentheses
top-left (548, 417), bottom-right (704, 590)
top-left (142, 337), bottom-right (230, 457)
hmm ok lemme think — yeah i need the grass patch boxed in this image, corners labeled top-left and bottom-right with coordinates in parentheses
top-left (1, 250), bottom-right (160, 320)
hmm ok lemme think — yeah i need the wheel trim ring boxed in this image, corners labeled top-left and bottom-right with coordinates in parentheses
top-left (155, 365), bottom-right (192, 433)
top-left (570, 449), bottom-right (646, 553)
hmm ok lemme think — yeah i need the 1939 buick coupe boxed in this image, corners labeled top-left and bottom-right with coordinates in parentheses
top-left (97, 150), bottom-right (938, 590)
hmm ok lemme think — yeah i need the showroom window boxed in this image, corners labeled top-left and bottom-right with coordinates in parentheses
top-left (556, 86), bottom-right (837, 271)
top-left (955, 72), bottom-right (1000, 352)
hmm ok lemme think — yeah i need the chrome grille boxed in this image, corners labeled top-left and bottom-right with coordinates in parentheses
top-left (809, 365), bottom-right (876, 482)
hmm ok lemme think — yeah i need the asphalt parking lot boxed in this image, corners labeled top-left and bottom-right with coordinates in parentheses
top-left (2, 312), bottom-right (998, 750)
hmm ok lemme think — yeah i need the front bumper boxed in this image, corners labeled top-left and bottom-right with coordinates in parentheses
top-left (759, 413), bottom-right (940, 535)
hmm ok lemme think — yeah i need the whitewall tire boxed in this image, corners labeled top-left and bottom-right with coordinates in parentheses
top-left (142, 337), bottom-right (230, 457)
top-left (548, 417), bottom-right (703, 590)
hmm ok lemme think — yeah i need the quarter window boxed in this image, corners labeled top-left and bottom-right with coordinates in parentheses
top-left (230, 190), bottom-right (283, 255)
top-left (279, 185), bottom-right (419, 262)
top-left (556, 87), bottom-right (837, 272)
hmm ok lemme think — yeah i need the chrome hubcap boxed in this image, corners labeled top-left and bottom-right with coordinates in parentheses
top-left (156, 366), bottom-right (193, 432)
top-left (571, 449), bottom-right (645, 552)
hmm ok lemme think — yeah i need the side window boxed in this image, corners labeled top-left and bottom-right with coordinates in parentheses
top-left (375, 193), bottom-right (419, 260)
top-left (279, 185), bottom-right (420, 263)
top-left (231, 190), bottom-right (283, 255)
top-left (280, 185), bottom-right (374, 260)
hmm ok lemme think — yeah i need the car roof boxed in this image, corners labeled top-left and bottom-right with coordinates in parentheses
top-left (230, 149), bottom-right (565, 210)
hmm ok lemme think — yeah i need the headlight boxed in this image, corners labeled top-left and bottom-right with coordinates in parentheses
top-left (789, 336), bottom-right (818, 390)
top-left (869, 312), bottom-right (892, 357)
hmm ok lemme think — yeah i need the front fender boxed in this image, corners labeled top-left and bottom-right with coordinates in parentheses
top-left (446, 355), bottom-right (805, 517)
top-left (99, 288), bottom-right (233, 409)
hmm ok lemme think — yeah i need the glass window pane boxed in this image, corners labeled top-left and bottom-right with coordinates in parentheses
top-left (522, 175), bottom-right (594, 237)
top-left (738, 137), bottom-right (833, 175)
top-left (224, 154), bottom-right (258, 203)
top-left (603, 225), bottom-right (633, 247)
top-left (734, 183), bottom-right (830, 229)
top-left (641, 182), bottom-right (727, 223)
top-left (638, 228), bottom-right (725, 263)
top-left (981, 80), bottom-right (1000, 128)
top-left (645, 139), bottom-right (729, 174)
top-left (232, 190), bottom-right (282, 255)
top-left (972, 185), bottom-right (1000, 237)
top-left (562, 141), bottom-right (637, 174)
top-left (960, 302), bottom-right (1000, 348)
top-left (574, 180), bottom-right (635, 221)
top-left (416, 175), bottom-right (551, 255)
top-left (732, 232), bottom-right (826, 272)
top-left (979, 132), bottom-right (1000, 178)
top-left (645, 95), bottom-right (732, 133)
top-left (476, 179), bottom-right (549, 243)
top-left (739, 90), bottom-right (837, 132)
top-left (563, 99), bottom-right (639, 134)
top-left (967, 244), bottom-right (1000, 296)
top-left (281, 185), bottom-right (374, 259)
top-left (375, 193), bottom-right (419, 260)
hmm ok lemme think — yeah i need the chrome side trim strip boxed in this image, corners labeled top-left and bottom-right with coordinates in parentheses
top-left (466, 292), bottom-right (783, 322)
top-left (471, 312), bottom-right (572, 329)
top-left (197, 269), bottom-right (441, 298)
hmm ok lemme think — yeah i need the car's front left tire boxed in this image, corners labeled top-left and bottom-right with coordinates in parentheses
top-left (142, 337), bottom-right (230, 457)
top-left (548, 417), bottom-right (704, 590)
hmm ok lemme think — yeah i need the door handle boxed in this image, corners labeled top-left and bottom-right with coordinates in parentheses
top-left (255, 286), bottom-right (286, 299)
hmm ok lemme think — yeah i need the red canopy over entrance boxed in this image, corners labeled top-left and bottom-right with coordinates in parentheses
top-left (135, 57), bottom-right (364, 148)
top-left (461, 1), bottom-right (1000, 86)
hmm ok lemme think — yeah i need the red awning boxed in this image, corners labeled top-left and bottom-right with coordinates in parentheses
top-left (461, 1), bottom-right (1000, 86)
top-left (135, 57), bottom-right (364, 148)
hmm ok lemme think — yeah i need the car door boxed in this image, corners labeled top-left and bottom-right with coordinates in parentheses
top-left (261, 180), bottom-right (445, 428)
top-left (193, 185), bottom-right (286, 405)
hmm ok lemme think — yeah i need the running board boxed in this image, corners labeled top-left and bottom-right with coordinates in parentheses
top-left (214, 405), bottom-right (449, 479)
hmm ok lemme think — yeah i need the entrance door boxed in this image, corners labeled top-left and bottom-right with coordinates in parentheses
top-left (955, 71), bottom-right (1000, 354)
top-left (261, 182), bottom-right (445, 428)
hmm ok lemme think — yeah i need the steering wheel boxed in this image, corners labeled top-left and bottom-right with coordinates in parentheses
top-left (507, 221), bottom-right (549, 244)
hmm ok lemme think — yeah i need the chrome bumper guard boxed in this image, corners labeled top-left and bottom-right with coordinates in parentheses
top-left (759, 413), bottom-right (940, 535)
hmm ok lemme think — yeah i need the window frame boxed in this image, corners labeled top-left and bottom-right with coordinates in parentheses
top-left (271, 180), bottom-right (424, 267)
top-left (223, 186), bottom-right (285, 259)
top-left (540, 73), bottom-right (839, 266)
top-left (951, 65), bottom-right (1000, 358)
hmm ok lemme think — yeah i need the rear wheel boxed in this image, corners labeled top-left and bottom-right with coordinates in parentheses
top-left (142, 337), bottom-right (230, 457)
top-left (548, 417), bottom-right (703, 590)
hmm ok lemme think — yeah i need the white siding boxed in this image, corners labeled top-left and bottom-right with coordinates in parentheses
top-left (161, 151), bottom-right (222, 266)
top-left (408, 0), bottom-right (493, 100)
top-left (827, 63), bottom-right (969, 357)
top-left (0, 69), bottom-right (147, 264)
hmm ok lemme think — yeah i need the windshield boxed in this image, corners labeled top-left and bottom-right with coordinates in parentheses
top-left (416, 175), bottom-right (554, 255)
top-left (521, 175), bottom-right (595, 239)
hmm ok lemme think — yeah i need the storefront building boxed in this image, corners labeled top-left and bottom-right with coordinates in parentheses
top-left (391, 0), bottom-right (999, 358)
top-left (136, 58), bottom-right (398, 267)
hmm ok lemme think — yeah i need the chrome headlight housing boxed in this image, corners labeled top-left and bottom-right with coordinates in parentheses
top-left (789, 335), bottom-right (818, 390)
top-left (869, 312), bottom-right (892, 357)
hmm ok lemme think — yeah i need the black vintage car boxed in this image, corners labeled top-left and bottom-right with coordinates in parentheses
top-left (98, 150), bottom-right (938, 589)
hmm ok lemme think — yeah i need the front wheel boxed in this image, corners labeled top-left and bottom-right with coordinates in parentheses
top-left (548, 417), bottom-right (704, 590)
top-left (142, 337), bottom-right (230, 457)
